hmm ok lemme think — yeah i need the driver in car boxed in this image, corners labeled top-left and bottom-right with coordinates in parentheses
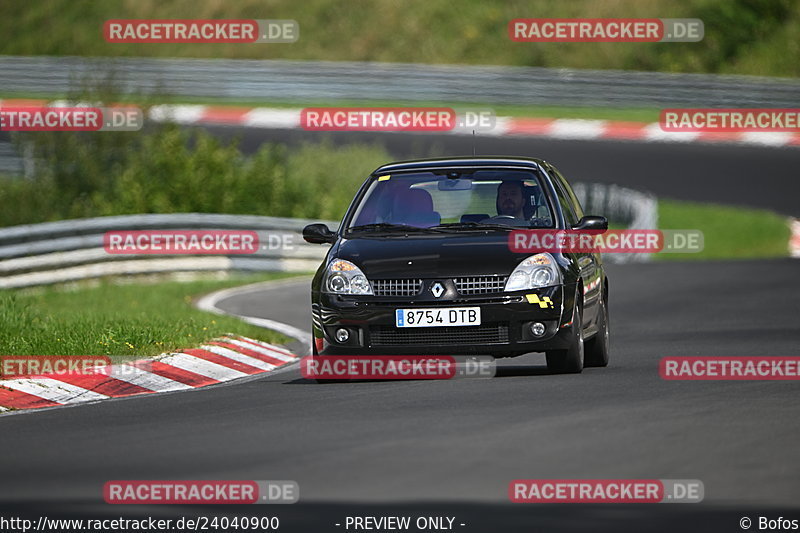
top-left (496, 181), bottom-right (527, 219)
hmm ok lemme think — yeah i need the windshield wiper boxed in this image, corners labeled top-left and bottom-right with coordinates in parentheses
top-left (430, 222), bottom-right (519, 231)
top-left (346, 223), bottom-right (449, 234)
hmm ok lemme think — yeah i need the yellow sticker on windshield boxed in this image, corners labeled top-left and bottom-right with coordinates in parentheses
top-left (378, 175), bottom-right (391, 181)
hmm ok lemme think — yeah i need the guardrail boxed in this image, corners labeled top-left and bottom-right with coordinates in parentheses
top-left (0, 214), bottom-right (338, 289)
top-left (0, 183), bottom-right (657, 289)
top-left (1, 55), bottom-right (798, 108)
top-left (573, 182), bottom-right (658, 264)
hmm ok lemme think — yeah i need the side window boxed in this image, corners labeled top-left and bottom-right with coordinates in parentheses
top-left (551, 167), bottom-right (585, 220)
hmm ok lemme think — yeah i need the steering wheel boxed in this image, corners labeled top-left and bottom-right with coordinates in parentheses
top-left (528, 217), bottom-right (549, 227)
top-left (480, 215), bottom-right (522, 226)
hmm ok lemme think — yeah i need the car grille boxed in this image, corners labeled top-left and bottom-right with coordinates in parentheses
top-left (370, 324), bottom-right (509, 346)
top-left (371, 279), bottom-right (423, 297)
top-left (454, 276), bottom-right (508, 295)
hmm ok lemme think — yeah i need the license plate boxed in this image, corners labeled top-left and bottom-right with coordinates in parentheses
top-left (395, 307), bottom-right (481, 328)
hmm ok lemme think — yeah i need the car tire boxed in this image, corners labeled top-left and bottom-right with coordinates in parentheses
top-left (311, 328), bottom-right (319, 356)
top-left (584, 293), bottom-right (610, 368)
top-left (545, 297), bottom-right (584, 374)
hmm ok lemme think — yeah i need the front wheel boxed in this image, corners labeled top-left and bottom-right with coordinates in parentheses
top-left (311, 327), bottom-right (319, 355)
top-left (545, 300), bottom-right (584, 374)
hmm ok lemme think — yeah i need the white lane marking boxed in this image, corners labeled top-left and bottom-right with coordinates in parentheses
top-left (223, 337), bottom-right (296, 362)
top-left (549, 119), bottom-right (606, 139)
top-left (243, 108), bottom-right (301, 128)
top-left (0, 378), bottom-right (108, 404)
top-left (148, 104), bottom-right (207, 124)
top-left (236, 335), bottom-right (296, 356)
top-left (485, 116), bottom-right (511, 137)
top-left (157, 353), bottom-right (249, 381)
top-left (200, 345), bottom-right (277, 371)
top-left (643, 122), bottom-right (699, 142)
top-left (50, 100), bottom-right (92, 108)
top-left (237, 316), bottom-right (311, 345)
top-left (95, 365), bottom-right (193, 392)
top-left (740, 132), bottom-right (793, 146)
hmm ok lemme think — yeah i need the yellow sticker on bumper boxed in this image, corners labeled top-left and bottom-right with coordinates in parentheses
top-left (526, 294), bottom-right (553, 308)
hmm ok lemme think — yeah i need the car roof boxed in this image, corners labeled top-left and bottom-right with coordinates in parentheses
top-left (373, 157), bottom-right (549, 175)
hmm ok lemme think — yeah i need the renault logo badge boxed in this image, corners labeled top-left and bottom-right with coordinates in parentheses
top-left (431, 282), bottom-right (445, 298)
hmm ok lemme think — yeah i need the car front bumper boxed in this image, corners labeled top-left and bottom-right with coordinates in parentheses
top-left (312, 284), bottom-right (578, 357)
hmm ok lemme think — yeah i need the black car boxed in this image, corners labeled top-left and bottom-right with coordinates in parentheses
top-left (302, 157), bottom-right (610, 373)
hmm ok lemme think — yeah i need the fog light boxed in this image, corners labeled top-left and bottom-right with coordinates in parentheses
top-left (335, 328), bottom-right (350, 343)
top-left (530, 322), bottom-right (546, 337)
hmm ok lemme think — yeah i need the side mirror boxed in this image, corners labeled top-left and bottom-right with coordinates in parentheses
top-left (571, 215), bottom-right (608, 231)
top-left (302, 223), bottom-right (335, 244)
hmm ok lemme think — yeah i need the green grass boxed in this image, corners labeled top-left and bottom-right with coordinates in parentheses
top-left (656, 199), bottom-right (791, 260)
top-left (0, 273), bottom-right (303, 360)
top-left (2, 0), bottom-right (799, 77)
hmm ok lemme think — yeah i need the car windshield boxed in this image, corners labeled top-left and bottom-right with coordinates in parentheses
top-left (346, 170), bottom-right (554, 232)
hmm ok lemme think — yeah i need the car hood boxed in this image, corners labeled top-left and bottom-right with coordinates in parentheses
top-left (335, 233), bottom-right (526, 278)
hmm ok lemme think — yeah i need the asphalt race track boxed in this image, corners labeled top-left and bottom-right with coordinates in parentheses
top-left (201, 126), bottom-right (800, 216)
top-left (2, 132), bottom-right (799, 532)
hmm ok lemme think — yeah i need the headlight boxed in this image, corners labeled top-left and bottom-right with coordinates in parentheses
top-left (323, 259), bottom-right (373, 295)
top-left (504, 253), bottom-right (562, 291)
